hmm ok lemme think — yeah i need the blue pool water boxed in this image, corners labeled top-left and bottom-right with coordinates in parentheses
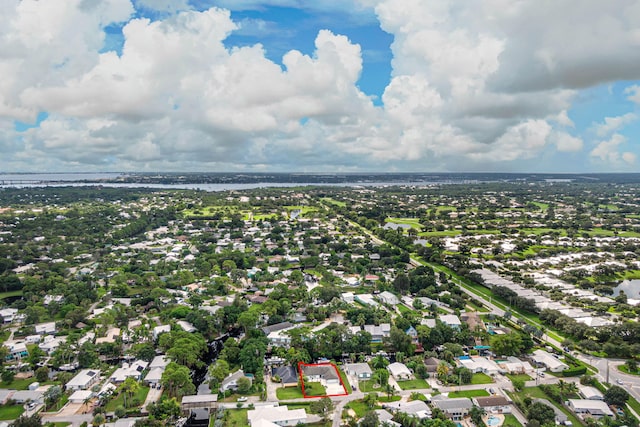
top-left (456, 423), bottom-right (463, 427)
top-left (487, 416), bottom-right (501, 426)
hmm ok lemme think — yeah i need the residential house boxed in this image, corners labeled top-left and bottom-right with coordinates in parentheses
top-left (375, 409), bottom-right (401, 427)
top-left (38, 335), bottom-right (65, 355)
top-left (533, 399), bottom-right (567, 424)
top-left (220, 370), bottom-right (251, 392)
top-left (69, 390), bottom-right (94, 404)
top-left (96, 327), bottom-right (120, 345)
top-left (458, 356), bottom-right (503, 375)
top-left (378, 291), bottom-right (400, 306)
top-left (387, 362), bottom-right (412, 381)
top-left (4, 341), bottom-right (28, 361)
top-left (66, 369), bottom-right (101, 391)
top-left (176, 320), bottom-right (196, 333)
top-left (247, 405), bottom-right (307, 426)
top-left (271, 366), bottom-right (298, 387)
top-left (344, 363), bottom-right (373, 380)
top-left (0, 308), bottom-right (18, 324)
top-left (424, 357), bottom-right (441, 373)
top-left (431, 396), bottom-right (473, 420)
top-left (392, 400), bottom-right (431, 419)
top-left (153, 325), bottom-right (171, 340)
top-left (439, 315), bottom-right (462, 330)
top-left (578, 385), bottom-right (604, 401)
top-left (530, 349), bottom-right (568, 373)
top-left (473, 396), bottom-right (512, 414)
top-left (301, 364), bottom-right (340, 385)
top-left (355, 294), bottom-right (378, 307)
top-left (110, 360), bottom-right (149, 384)
top-left (35, 322), bottom-right (56, 335)
top-left (364, 323), bottom-right (391, 343)
top-left (568, 399), bottom-right (614, 419)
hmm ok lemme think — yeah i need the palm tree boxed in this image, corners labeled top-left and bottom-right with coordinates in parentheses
top-left (384, 384), bottom-right (397, 400)
top-left (82, 395), bottom-right (93, 414)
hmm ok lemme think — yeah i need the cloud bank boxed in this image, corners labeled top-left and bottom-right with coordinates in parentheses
top-left (1, 0), bottom-right (639, 172)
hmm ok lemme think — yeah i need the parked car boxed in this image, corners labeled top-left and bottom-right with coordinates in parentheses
top-left (237, 396), bottom-right (248, 402)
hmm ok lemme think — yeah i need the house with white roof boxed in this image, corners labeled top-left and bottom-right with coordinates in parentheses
top-left (344, 363), bottom-right (373, 380)
top-left (458, 356), bottom-right (503, 375)
top-left (35, 322), bottom-right (56, 335)
top-left (247, 405), bottom-right (307, 426)
top-left (176, 320), bottom-right (196, 333)
top-left (530, 349), bottom-right (568, 373)
top-left (0, 308), bottom-right (18, 324)
top-left (153, 325), bottom-right (171, 340)
top-left (568, 399), bottom-right (613, 419)
top-left (110, 360), bottom-right (149, 384)
top-left (578, 385), bottom-right (604, 401)
top-left (363, 323), bottom-right (391, 343)
top-left (431, 396), bottom-right (473, 420)
top-left (440, 315), bottom-right (462, 329)
top-left (4, 341), bottom-right (28, 361)
top-left (378, 291), bottom-right (400, 306)
top-left (387, 362), bottom-right (412, 381)
top-left (66, 369), bottom-right (101, 391)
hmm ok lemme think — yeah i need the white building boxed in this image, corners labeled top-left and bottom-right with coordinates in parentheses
top-left (378, 291), bottom-right (400, 306)
top-left (247, 405), bottom-right (307, 426)
top-left (578, 385), bottom-right (604, 401)
top-left (66, 369), bottom-right (101, 391)
top-left (110, 360), bottom-right (149, 384)
top-left (530, 349), bottom-right (568, 373)
top-left (387, 362), bottom-right (412, 381)
top-left (568, 399), bottom-right (613, 419)
top-left (35, 322), bottom-right (56, 335)
top-left (153, 325), bottom-right (171, 340)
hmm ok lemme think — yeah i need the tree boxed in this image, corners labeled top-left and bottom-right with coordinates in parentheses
top-left (237, 376), bottom-right (252, 394)
top-left (208, 359), bottom-right (230, 387)
top-left (92, 414), bottom-right (105, 427)
top-left (161, 362), bottom-right (195, 398)
top-left (387, 327), bottom-right (415, 354)
top-left (360, 410), bottom-right (379, 427)
top-left (512, 378), bottom-right (525, 391)
top-left (490, 333), bottom-right (523, 357)
top-left (393, 273), bottom-right (410, 294)
top-left (11, 414), bottom-right (43, 427)
top-left (626, 359), bottom-right (638, 373)
top-left (35, 366), bottom-right (49, 383)
top-left (363, 393), bottom-right (378, 409)
top-left (147, 397), bottom-right (181, 421)
top-left (237, 310), bottom-right (259, 333)
top-left (384, 383), bottom-right (397, 400)
top-left (1, 369), bottom-right (15, 384)
top-left (527, 402), bottom-right (556, 426)
top-left (43, 385), bottom-right (62, 410)
top-left (120, 377), bottom-right (139, 409)
top-left (374, 368), bottom-right (389, 387)
top-left (604, 385), bottom-right (630, 407)
top-left (310, 397), bottom-right (334, 422)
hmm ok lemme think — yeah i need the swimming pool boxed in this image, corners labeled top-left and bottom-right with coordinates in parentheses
top-left (487, 416), bottom-right (501, 426)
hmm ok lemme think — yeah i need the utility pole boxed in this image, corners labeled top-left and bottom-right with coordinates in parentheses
top-left (606, 362), bottom-right (610, 384)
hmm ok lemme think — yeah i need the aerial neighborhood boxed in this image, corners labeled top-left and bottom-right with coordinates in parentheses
top-left (0, 180), bottom-right (639, 427)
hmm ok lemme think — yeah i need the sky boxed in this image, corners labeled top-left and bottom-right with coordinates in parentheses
top-left (1, 0), bottom-right (640, 173)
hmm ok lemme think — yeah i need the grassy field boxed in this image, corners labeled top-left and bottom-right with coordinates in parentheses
top-left (378, 395), bottom-right (402, 403)
top-left (358, 381), bottom-right (380, 393)
top-left (503, 414), bottom-right (523, 427)
top-left (223, 408), bottom-right (248, 427)
top-left (0, 377), bottom-right (37, 390)
top-left (471, 373), bottom-right (494, 384)
top-left (448, 389), bottom-right (489, 398)
top-left (276, 386), bottom-right (303, 400)
top-left (336, 367), bottom-right (353, 394)
top-left (303, 382), bottom-right (327, 397)
top-left (506, 373), bottom-right (533, 382)
top-left (0, 290), bottom-right (23, 300)
top-left (396, 379), bottom-right (430, 390)
top-left (321, 198), bottom-right (346, 207)
top-left (105, 386), bottom-right (150, 411)
top-left (0, 404), bottom-right (24, 420)
top-left (345, 399), bottom-right (373, 417)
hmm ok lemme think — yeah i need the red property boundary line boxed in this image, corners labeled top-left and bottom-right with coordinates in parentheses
top-left (297, 362), bottom-right (349, 398)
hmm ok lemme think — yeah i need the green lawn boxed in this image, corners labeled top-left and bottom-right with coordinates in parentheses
top-left (223, 408), bottom-right (248, 427)
top-left (358, 381), bottom-right (380, 393)
top-left (471, 373), bottom-right (494, 384)
top-left (0, 404), bottom-right (24, 420)
top-left (0, 290), bottom-right (23, 300)
top-left (276, 386), bottom-right (304, 400)
top-left (336, 367), bottom-right (352, 394)
top-left (378, 395), bottom-right (402, 403)
top-left (396, 379), bottom-right (430, 390)
top-left (303, 382), bottom-right (327, 397)
top-left (506, 373), bottom-right (533, 382)
top-left (0, 377), bottom-right (36, 390)
top-left (321, 198), bottom-right (346, 207)
top-left (503, 414), bottom-right (523, 427)
top-left (345, 400), bottom-right (374, 417)
top-left (448, 389), bottom-right (489, 398)
top-left (105, 386), bottom-right (150, 411)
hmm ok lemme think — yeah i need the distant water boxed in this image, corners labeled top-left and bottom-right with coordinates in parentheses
top-left (613, 279), bottom-right (640, 299)
top-left (0, 173), bottom-right (122, 182)
top-left (0, 177), bottom-right (441, 191)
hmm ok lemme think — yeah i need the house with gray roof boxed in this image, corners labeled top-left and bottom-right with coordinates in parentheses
top-left (431, 396), bottom-right (473, 420)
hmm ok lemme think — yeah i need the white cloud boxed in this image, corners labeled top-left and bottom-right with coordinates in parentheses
top-left (625, 85), bottom-right (640, 104)
top-left (592, 113), bottom-right (637, 137)
top-left (554, 132), bottom-right (583, 152)
top-left (590, 133), bottom-right (635, 165)
top-left (1, 1), bottom-right (640, 171)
